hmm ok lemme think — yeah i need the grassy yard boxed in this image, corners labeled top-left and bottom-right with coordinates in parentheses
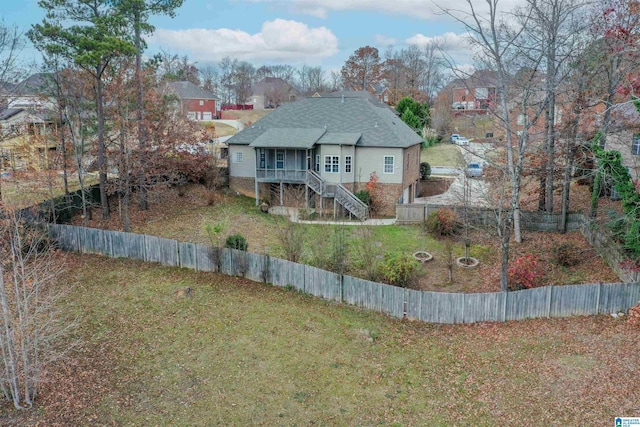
top-left (73, 185), bottom-right (620, 293)
top-left (1, 171), bottom-right (100, 209)
top-left (421, 142), bottom-right (465, 167)
top-left (5, 253), bottom-right (637, 426)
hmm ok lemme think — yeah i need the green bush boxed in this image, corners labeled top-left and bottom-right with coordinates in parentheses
top-left (424, 209), bottom-right (461, 236)
top-left (355, 190), bottom-right (371, 206)
top-left (420, 162), bottom-right (431, 180)
top-left (225, 234), bottom-right (248, 251)
top-left (378, 252), bottom-right (419, 288)
top-left (553, 242), bottom-right (581, 267)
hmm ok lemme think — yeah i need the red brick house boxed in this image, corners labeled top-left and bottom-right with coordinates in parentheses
top-left (166, 81), bottom-right (220, 121)
top-left (450, 70), bottom-right (498, 112)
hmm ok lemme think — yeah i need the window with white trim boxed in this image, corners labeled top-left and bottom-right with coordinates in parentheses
top-left (199, 100), bottom-right (204, 106)
top-left (345, 155), bottom-right (352, 173)
top-left (233, 151), bottom-right (243, 163)
top-left (633, 135), bottom-right (640, 156)
top-left (259, 149), bottom-right (265, 168)
top-left (324, 155), bottom-right (339, 173)
top-left (276, 151), bottom-right (284, 169)
top-left (384, 156), bottom-right (394, 174)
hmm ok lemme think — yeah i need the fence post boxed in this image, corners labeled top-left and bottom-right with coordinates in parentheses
top-left (595, 283), bottom-right (602, 314)
top-left (546, 285), bottom-right (553, 318)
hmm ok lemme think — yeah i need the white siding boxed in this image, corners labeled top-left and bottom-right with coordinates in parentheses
top-left (228, 145), bottom-right (256, 178)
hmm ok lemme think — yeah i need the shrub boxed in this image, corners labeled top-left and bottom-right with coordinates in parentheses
top-left (378, 252), bottom-right (419, 288)
top-left (225, 234), bottom-right (248, 251)
top-left (420, 162), bottom-right (431, 180)
top-left (508, 255), bottom-right (546, 290)
top-left (553, 242), bottom-right (581, 267)
top-left (424, 209), bottom-right (461, 236)
top-left (355, 190), bottom-right (371, 206)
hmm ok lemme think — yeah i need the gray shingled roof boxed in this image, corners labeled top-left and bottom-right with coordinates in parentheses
top-left (167, 81), bottom-right (218, 100)
top-left (250, 128), bottom-right (325, 149)
top-left (227, 96), bottom-right (422, 149)
top-left (317, 132), bottom-right (361, 145)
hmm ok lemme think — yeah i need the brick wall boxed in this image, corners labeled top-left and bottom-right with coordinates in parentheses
top-left (229, 176), bottom-right (255, 198)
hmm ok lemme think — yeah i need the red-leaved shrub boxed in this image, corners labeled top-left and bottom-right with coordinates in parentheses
top-left (508, 255), bottom-right (546, 290)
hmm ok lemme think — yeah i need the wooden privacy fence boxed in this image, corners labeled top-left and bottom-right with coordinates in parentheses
top-left (49, 224), bottom-right (640, 324)
top-left (396, 203), bottom-right (585, 232)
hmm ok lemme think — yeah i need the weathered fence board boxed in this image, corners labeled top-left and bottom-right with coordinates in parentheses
top-left (304, 265), bottom-right (342, 302)
top-left (380, 284), bottom-right (405, 318)
top-left (405, 289), bottom-right (422, 320)
top-left (179, 242), bottom-right (197, 270)
top-left (48, 224), bottom-right (640, 325)
top-left (549, 284), bottom-right (600, 317)
top-left (463, 292), bottom-right (504, 323)
top-left (418, 291), bottom-right (465, 324)
top-left (195, 243), bottom-right (215, 272)
top-left (504, 287), bottom-right (550, 321)
top-left (269, 258), bottom-right (305, 291)
top-left (145, 235), bottom-right (179, 267)
top-left (599, 283), bottom-right (639, 313)
top-left (343, 276), bottom-right (384, 311)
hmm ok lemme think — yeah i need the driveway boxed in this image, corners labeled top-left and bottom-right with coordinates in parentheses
top-left (418, 142), bottom-right (493, 207)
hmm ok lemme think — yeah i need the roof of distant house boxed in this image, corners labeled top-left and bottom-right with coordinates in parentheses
top-left (167, 81), bottom-right (218, 100)
top-left (227, 94), bottom-right (423, 149)
top-left (251, 77), bottom-right (300, 97)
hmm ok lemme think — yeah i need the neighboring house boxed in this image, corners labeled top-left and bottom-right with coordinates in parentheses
top-left (603, 103), bottom-right (640, 180)
top-left (0, 74), bottom-right (58, 171)
top-left (367, 82), bottom-right (392, 105)
top-left (450, 70), bottom-right (498, 112)
top-left (227, 93), bottom-right (423, 219)
top-left (166, 81), bottom-right (220, 121)
top-left (249, 77), bottom-right (301, 109)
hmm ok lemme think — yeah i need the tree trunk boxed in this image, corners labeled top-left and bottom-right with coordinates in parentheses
top-left (135, 7), bottom-right (148, 211)
top-left (96, 65), bottom-right (110, 220)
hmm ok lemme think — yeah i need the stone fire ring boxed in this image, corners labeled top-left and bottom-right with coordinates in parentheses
top-left (413, 251), bottom-right (434, 263)
top-left (456, 256), bottom-right (479, 269)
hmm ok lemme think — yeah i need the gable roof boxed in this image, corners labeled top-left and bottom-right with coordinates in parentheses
top-left (167, 81), bottom-right (218, 100)
top-left (227, 95), bottom-right (423, 149)
top-left (251, 77), bottom-right (300, 97)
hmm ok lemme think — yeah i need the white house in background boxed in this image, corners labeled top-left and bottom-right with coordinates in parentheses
top-left (226, 93), bottom-right (423, 219)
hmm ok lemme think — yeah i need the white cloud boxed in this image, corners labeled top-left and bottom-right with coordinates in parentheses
top-left (149, 19), bottom-right (339, 63)
top-left (406, 32), bottom-right (471, 52)
top-left (238, 0), bottom-right (527, 20)
top-left (374, 34), bottom-right (397, 47)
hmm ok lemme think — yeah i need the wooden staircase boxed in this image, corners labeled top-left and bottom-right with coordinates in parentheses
top-left (306, 171), bottom-right (369, 221)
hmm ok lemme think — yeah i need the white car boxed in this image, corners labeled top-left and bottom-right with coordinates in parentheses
top-left (456, 137), bottom-right (470, 145)
top-left (450, 134), bottom-right (460, 143)
top-left (465, 162), bottom-right (483, 177)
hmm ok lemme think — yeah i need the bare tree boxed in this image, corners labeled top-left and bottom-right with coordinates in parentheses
top-left (0, 214), bottom-right (70, 409)
top-left (442, 0), bottom-right (540, 290)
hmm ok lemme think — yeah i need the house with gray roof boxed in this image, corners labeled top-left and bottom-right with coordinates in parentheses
top-left (166, 81), bottom-right (220, 121)
top-left (250, 77), bottom-right (300, 109)
top-left (227, 93), bottom-right (423, 218)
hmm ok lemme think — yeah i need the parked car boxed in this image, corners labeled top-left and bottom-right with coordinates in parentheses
top-left (456, 137), bottom-right (470, 145)
top-left (450, 134), bottom-right (460, 143)
top-left (465, 162), bottom-right (483, 177)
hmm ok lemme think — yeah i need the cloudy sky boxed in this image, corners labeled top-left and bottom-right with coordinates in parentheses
top-left (9, 0), bottom-right (523, 71)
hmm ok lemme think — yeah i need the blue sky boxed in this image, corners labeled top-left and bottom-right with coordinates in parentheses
top-left (7, 0), bottom-right (523, 72)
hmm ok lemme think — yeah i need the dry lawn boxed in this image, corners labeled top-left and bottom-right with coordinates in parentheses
top-left (72, 184), bottom-right (621, 292)
top-left (0, 253), bottom-right (636, 426)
